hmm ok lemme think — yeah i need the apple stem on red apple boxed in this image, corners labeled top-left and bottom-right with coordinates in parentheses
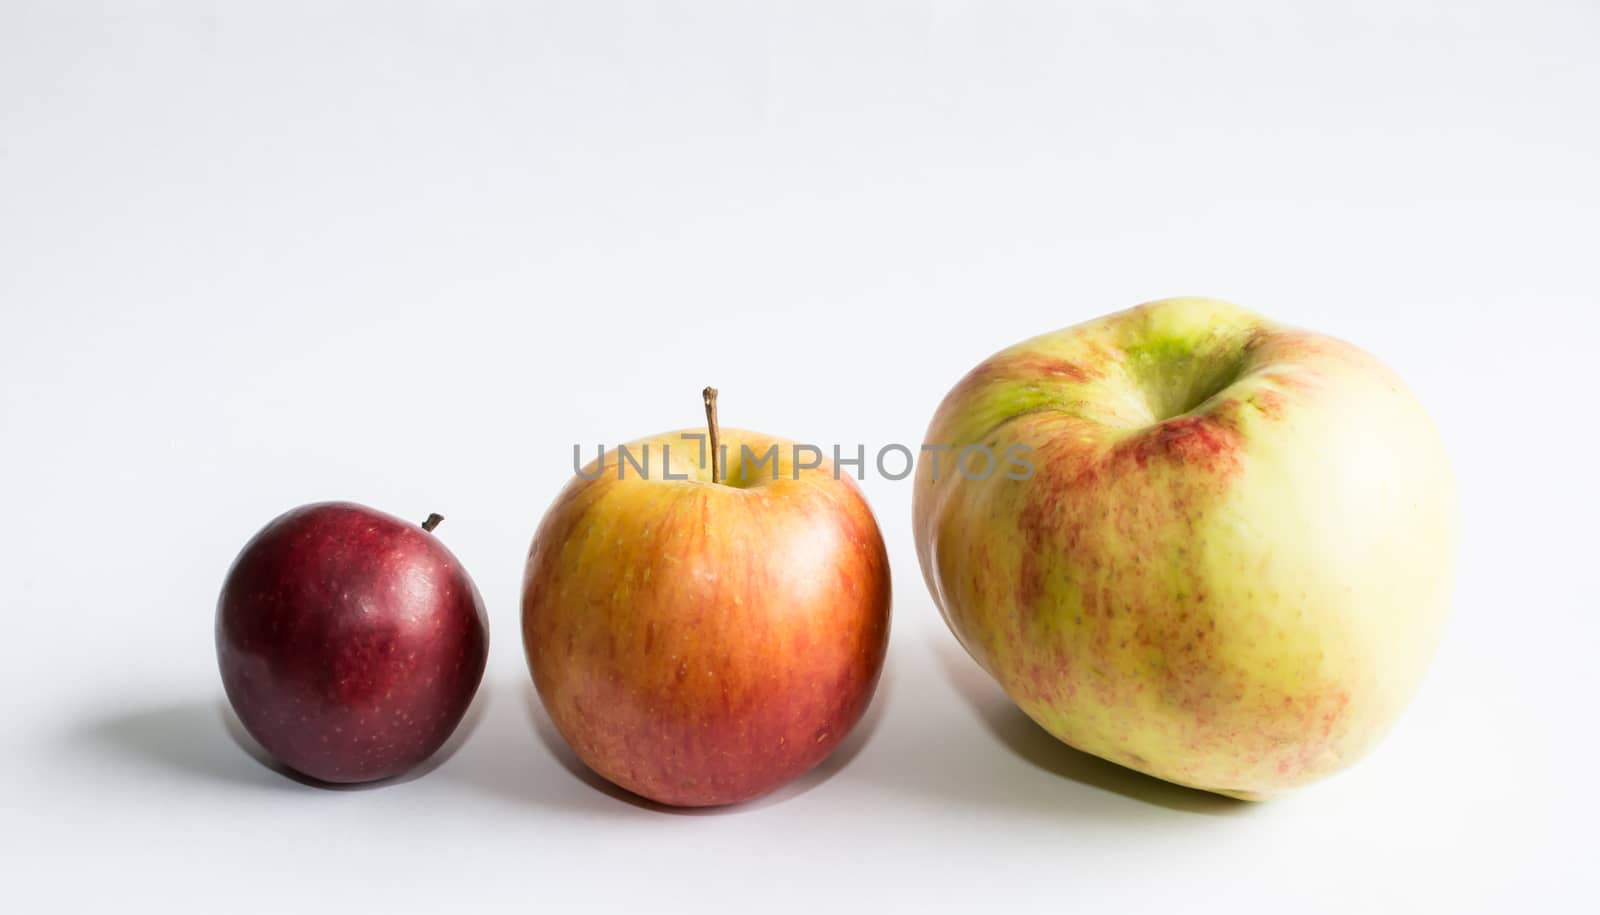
top-left (421, 513), bottom-right (444, 532)
top-left (702, 386), bottom-right (721, 484)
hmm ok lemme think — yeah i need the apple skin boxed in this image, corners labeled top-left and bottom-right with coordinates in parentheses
top-left (216, 502), bottom-right (489, 784)
top-left (914, 297), bottom-right (1456, 798)
top-left (523, 429), bottom-right (891, 807)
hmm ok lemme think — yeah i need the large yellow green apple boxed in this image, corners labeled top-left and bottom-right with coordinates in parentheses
top-left (913, 297), bottom-right (1455, 798)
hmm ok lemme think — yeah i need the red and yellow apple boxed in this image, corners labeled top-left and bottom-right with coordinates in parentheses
top-left (523, 392), bottom-right (891, 806)
top-left (914, 297), bottom-right (1456, 798)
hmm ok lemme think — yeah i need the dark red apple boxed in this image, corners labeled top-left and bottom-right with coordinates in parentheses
top-left (216, 501), bottom-right (489, 783)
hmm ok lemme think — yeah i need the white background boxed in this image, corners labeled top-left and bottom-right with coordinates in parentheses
top-left (3, 2), bottom-right (1596, 912)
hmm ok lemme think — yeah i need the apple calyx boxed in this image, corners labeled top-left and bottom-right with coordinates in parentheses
top-left (702, 386), bottom-right (721, 484)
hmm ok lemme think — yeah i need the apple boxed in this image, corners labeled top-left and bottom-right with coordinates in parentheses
top-left (216, 502), bottom-right (489, 783)
top-left (523, 389), bottom-right (891, 806)
top-left (914, 297), bottom-right (1456, 798)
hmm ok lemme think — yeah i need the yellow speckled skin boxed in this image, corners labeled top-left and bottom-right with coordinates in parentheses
top-left (913, 298), bottom-right (1455, 797)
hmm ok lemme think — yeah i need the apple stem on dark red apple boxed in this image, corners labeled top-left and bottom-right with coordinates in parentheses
top-left (702, 386), bottom-right (721, 484)
top-left (421, 513), bottom-right (444, 532)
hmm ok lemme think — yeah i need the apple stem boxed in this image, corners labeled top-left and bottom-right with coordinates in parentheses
top-left (421, 513), bottom-right (444, 532)
top-left (702, 386), bottom-right (720, 484)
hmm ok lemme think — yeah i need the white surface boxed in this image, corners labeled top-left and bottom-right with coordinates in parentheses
top-left (2, 2), bottom-right (1596, 912)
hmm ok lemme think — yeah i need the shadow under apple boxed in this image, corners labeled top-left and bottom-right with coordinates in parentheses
top-left (74, 686), bottom-right (487, 792)
top-left (924, 631), bottom-right (1253, 817)
top-left (450, 671), bottom-right (891, 817)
